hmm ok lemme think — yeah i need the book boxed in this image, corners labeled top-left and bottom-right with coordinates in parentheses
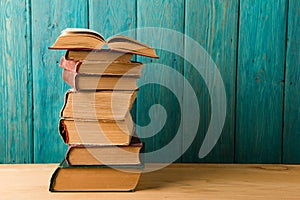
top-left (49, 159), bottom-right (142, 192)
top-left (60, 56), bottom-right (143, 76)
top-left (59, 111), bottom-right (134, 145)
top-left (65, 49), bottom-right (134, 62)
top-left (48, 28), bottom-right (157, 193)
top-left (49, 28), bottom-right (158, 58)
top-left (61, 90), bottom-right (136, 120)
top-left (65, 136), bottom-right (143, 166)
top-left (63, 69), bottom-right (140, 91)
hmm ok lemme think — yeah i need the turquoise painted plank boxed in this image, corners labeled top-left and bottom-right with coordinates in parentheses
top-left (31, 0), bottom-right (88, 163)
top-left (89, 0), bottom-right (137, 122)
top-left (137, 0), bottom-right (184, 162)
top-left (89, 0), bottom-right (137, 39)
top-left (183, 0), bottom-right (238, 163)
top-left (283, 0), bottom-right (300, 164)
top-left (0, 0), bottom-right (32, 163)
top-left (236, 0), bottom-right (288, 163)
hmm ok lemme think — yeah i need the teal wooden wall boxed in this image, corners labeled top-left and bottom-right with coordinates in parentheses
top-left (0, 0), bottom-right (299, 164)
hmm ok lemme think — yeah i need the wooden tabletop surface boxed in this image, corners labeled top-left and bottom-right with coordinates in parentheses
top-left (0, 163), bottom-right (300, 200)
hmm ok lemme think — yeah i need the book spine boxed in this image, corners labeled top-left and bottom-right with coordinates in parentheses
top-left (49, 167), bottom-right (60, 192)
top-left (60, 56), bottom-right (81, 73)
top-left (129, 92), bottom-right (137, 110)
top-left (58, 119), bottom-right (69, 143)
top-left (65, 146), bottom-right (72, 166)
top-left (65, 50), bottom-right (71, 60)
top-left (60, 90), bottom-right (70, 118)
top-left (62, 69), bottom-right (78, 90)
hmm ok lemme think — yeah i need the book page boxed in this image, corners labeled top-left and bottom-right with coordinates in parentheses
top-left (107, 35), bottom-right (150, 48)
top-left (62, 28), bottom-right (105, 42)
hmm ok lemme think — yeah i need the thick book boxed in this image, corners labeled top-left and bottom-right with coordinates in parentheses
top-left (60, 90), bottom-right (136, 120)
top-left (65, 49), bottom-right (134, 62)
top-left (49, 28), bottom-right (158, 58)
top-left (59, 111), bottom-right (134, 145)
top-left (65, 136), bottom-right (143, 166)
top-left (60, 56), bottom-right (143, 76)
top-left (49, 159), bottom-right (143, 192)
top-left (63, 69), bottom-right (140, 91)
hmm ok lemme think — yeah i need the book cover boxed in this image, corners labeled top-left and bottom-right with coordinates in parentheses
top-left (59, 112), bottom-right (134, 145)
top-left (65, 136), bottom-right (143, 166)
top-left (49, 159), bottom-right (143, 192)
top-left (60, 90), bottom-right (137, 120)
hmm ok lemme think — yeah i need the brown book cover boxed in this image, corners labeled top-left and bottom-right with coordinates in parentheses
top-left (65, 49), bottom-right (134, 62)
top-left (60, 55), bottom-right (143, 76)
top-left (62, 69), bottom-right (140, 91)
top-left (49, 159), bottom-right (143, 192)
top-left (60, 90), bottom-right (137, 120)
top-left (59, 112), bottom-right (134, 145)
top-left (49, 28), bottom-right (158, 58)
top-left (65, 136), bottom-right (143, 166)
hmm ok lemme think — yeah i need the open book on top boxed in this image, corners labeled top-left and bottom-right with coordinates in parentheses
top-left (49, 28), bottom-right (158, 58)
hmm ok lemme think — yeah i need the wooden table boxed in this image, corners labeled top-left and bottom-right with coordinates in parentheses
top-left (0, 163), bottom-right (300, 199)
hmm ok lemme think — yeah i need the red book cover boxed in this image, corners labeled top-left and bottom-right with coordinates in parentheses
top-left (60, 56), bottom-right (81, 72)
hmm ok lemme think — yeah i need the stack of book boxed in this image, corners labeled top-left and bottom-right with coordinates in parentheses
top-left (48, 28), bottom-right (158, 192)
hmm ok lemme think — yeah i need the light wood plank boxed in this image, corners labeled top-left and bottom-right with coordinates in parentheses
top-left (1, 164), bottom-right (300, 199)
top-left (137, 0), bottom-right (184, 162)
top-left (236, 0), bottom-right (288, 163)
top-left (0, 0), bottom-right (32, 163)
top-left (31, 0), bottom-right (88, 162)
top-left (283, 0), bottom-right (300, 163)
top-left (183, 0), bottom-right (238, 162)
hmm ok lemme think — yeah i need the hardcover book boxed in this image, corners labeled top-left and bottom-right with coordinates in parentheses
top-left (49, 28), bottom-right (158, 58)
top-left (49, 28), bottom-right (157, 192)
top-left (49, 159), bottom-right (143, 192)
top-left (60, 90), bottom-right (137, 120)
top-left (59, 112), bottom-right (134, 145)
top-left (60, 55), bottom-right (143, 76)
top-left (65, 136), bottom-right (143, 166)
top-left (62, 69), bottom-right (140, 91)
top-left (65, 49), bottom-right (134, 62)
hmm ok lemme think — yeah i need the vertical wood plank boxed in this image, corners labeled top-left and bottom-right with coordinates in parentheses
top-left (32, 0), bottom-right (88, 163)
top-left (0, 0), bottom-right (32, 163)
top-left (183, 0), bottom-right (238, 162)
top-left (0, 0), bottom-right (295, 164)
top-left (236, 0), bottom-right (288, 163)
top-left (89, 0), bottom-right (137, 123)
top-left (283, 0), bottom-right (300, 164)
top-left (89, 0), bottom-right (136, 39)
top-left (137, 0), bottom-right (184, 162)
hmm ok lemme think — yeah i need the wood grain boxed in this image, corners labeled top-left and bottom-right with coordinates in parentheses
top-left (236, 0), bottom-right (288, 163)
top-left (31, 0), bottom-right (88, 162)
top-left (89, 0), bottom-right (138, 123)
top-left (1, 163), bottom-right (300, 199)
top-left (0, 0), bottom-right (299, 164)
top-left (137, 0), bottom-right (184, 162)
top-left (0, 0), bottom-right (32, 163)
top-left (89, 0), bottom-right (136, 39)
top-left (283, 0), bottom-right (300, 163)
top-left (183, 0), bottom-right (238, 162)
